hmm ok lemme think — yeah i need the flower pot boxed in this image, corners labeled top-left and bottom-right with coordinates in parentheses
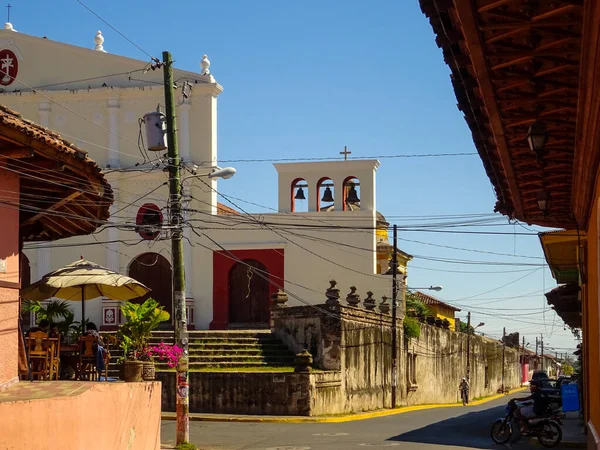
top-left (123, 361), bottom-right (144, 382)
top-left (142, 361), bottom-right (156, 381)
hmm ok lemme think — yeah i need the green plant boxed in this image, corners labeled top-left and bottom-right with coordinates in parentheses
top-left (403, 316), bottom-right (421, 339)
top-left (405, 294), bottom-right (431, 317)
top-left (118, 298), bottom-right (170, 361)
top-left (22, 299), bottom-right (73, 323)
top-left (175, 443), bottom-right (196, 450)
top-left (562, 364), bottom-right (574, 376)
top-left (55, 311), bottom-right (80, 337)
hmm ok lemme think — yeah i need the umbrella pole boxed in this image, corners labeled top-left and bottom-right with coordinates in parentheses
top-left (81, 286), bottom-right (86, 334)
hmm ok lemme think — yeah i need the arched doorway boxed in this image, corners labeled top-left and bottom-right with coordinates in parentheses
top-left (129, 253), bottom-right (173, 320)
top-left (228, 259), bottom-right (270, 326)
top-left (20, 253), bottom-right (31, 329)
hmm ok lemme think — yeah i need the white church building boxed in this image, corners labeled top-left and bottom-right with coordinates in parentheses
top-left (0, 25), bottom-right (409, 330)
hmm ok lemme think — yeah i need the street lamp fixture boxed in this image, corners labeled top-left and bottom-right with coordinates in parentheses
top-left (183, 165), bottom-right (237, 182)
top-left (208, 166), bottom-right (236, 179)
top-left (526, 121), bottom-right (548, 158)
top-left (536, 191), bottom-right (550, 215)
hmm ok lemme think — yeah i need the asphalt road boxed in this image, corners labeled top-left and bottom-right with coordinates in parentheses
top-left (161, 393), bottom-right (572, 450)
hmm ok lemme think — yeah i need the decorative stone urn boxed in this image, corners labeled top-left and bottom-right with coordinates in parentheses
top-left (294, 349), bottom-right (313, 373)
top-left (325, 280), bottom-right (340, 305)
top-left (363, 291), bottom-right (376, 310)
top-left (270, 289), bottom-right (289, 308)
top-left (345, 286), bottom-right (361, 306)
top-left (379, 296), bottom-right (391, 314)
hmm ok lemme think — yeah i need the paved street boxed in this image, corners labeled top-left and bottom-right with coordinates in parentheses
top-left (161, 393), bottom-right (577, 450)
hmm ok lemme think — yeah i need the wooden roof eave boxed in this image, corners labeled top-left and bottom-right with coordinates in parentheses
top-left (571, 0), bottom-right (600, 229)
top-left (452, 0), bottom-right (524, 218)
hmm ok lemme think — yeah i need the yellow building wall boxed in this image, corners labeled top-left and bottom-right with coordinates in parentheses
top-left (432, 305), bottom-right (456, 331)
top-left (585, 185), bottom-right (600, 441)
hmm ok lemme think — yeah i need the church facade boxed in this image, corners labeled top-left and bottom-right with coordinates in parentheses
top-left (1, 25), bottom-right (406, 330)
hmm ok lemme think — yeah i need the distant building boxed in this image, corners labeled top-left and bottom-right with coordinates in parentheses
top-left (411, 291), bottom-right (461, 331)
top-left (0, 26), bottom-right (409, 331)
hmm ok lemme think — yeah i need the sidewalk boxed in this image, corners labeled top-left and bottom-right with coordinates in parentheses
top-left (557, 411), bottom-right (586, 448)
top-left (160, 387), bottom-right (525, 424)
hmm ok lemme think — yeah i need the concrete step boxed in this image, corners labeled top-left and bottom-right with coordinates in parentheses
top-left (103, 330), bottom-right (296, 376)
top-left (156, 361), bottom-right (295, 370)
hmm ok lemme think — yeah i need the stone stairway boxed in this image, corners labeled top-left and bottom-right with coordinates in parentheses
top-left (104, 330), bottom-right (296, 376)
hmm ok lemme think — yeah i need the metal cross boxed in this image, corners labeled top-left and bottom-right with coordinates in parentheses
top-left (6, 4), bottom-right (10, 23)
top-left (340, 146), bottom-right (351, 161)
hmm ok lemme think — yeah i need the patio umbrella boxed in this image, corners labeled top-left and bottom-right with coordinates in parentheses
top-left (20, 258), bottom-right (151, 332)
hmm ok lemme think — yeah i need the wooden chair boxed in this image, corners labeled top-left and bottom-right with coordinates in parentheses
top-left (78, 335), bottom-right (98, 381)
top-left (26, 331), bottom-right (50, 380)
top-left (47, 337), bottom-right (60, 381)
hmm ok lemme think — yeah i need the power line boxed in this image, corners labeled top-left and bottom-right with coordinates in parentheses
top-left (217, 152), bottom-right (478, 163)
top-left (75, 0), bottom-right (156, 60)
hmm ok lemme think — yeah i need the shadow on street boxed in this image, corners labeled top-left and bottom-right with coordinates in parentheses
top-left (388, 403), bottom-right (507, 449)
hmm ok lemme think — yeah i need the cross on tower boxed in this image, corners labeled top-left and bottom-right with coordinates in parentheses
top-left (6, 4), bottom-right (10, 22)
top-left (340, 146), bottom-right (351, 161)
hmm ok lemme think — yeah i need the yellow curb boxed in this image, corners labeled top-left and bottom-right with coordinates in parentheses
top-left (161, 387), bottom-right (526, 424)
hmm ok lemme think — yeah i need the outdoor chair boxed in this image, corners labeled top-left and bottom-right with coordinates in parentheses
top-left (47, 337), bottom-right (60, 381)
top-left (78, 335), bottom-right (98, 381)
top-left (26, 331), bottom-right (50, 380)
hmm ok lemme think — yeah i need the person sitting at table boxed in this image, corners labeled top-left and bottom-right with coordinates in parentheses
top-left (49, 324), bottom-right (60, 338)
top-left (27, 319), bottom-right (50, 335)
top-left (85, 322), bottom-right (106, 377)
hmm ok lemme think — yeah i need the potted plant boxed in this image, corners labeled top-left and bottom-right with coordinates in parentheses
top-left (117, 298), bottom-right (170, 382)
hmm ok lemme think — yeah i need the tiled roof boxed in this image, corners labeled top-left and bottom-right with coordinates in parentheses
top-left (412, 291), bottom-right (461, 312)
top-left (0, 104), bottom-right (111, 197)
top-left (217, 202), bottom-right (239, 215)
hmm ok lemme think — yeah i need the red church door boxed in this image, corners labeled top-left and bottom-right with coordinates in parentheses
top-left (228, 260), bottom-right (270, 326)
top-left (129, 253), bottom-right (173, 321)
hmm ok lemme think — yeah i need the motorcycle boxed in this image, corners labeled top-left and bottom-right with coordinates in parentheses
top-left (490, 399), bottom-right (563, 447)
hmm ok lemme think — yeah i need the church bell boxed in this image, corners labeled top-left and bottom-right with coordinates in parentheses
top-left (294, 187), bottom-right (306, 200)
top-left (321, 187), bottom-right (334, 203)
top-left (346, 184), bottom-right (360, 203)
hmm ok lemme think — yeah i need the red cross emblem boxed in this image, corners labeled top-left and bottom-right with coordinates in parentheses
top-left (0, 49), bottom-right (18, 86)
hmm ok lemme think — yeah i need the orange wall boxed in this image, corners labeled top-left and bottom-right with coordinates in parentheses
top-left (0, 382), bottom-right (162, 449)
top-left (0, 164), bottom-right (20, 389)
top-left (585, 179), bottom-right (600, 443)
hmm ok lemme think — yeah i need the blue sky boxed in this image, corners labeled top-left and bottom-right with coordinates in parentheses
top-left (12, 0), bottom-right (578, 354)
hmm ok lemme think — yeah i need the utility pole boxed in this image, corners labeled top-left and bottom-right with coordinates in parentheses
top-left (466, 311), bottom-right (471, 381)
top-left (536, 336), bottom-right (539, 355)
top-left (540, 334), bottom-right (544, 371)
top-left (502, 327), bottom-right (506, 392)
top-left (391, 224), bottom-right (398, 408)
top-left (521, 336), bottom-right (525, 386)
top-left (163, 50), bottom-right (189, 445)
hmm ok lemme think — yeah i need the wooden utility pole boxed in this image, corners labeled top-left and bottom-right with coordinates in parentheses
top-left (502, 327), bottom-right (506, 392)
top-left (466, 311), bottom-right (471, 381)
top-left (163, 50), bottom-right (189, 445)
top-left (536, 336), bottom-right (539, 355)
top-left (391, 224), bottom-right (398, 408)
top-left (540, 334), bottom-right (544, 371)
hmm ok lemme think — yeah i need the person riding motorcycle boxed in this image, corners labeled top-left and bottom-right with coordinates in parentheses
top-left (459, 377), bottom-right (469, 404)
top-left (513, 379), bottom-right (551, 430)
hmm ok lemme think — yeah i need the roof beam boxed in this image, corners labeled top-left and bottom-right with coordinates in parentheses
top-left (453, 0), bottom-right (523, 217)
top-left (21, 191), bottom-right (82, 226)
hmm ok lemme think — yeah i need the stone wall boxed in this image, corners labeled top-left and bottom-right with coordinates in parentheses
top-left (157, 300), bottom-right (520, 416)
top-left (273, 301), bottom-right (520, 414)
top-left (402, 323), bottom-right (520, 405)
top-left (157, 371), bottom-right (314, 415)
